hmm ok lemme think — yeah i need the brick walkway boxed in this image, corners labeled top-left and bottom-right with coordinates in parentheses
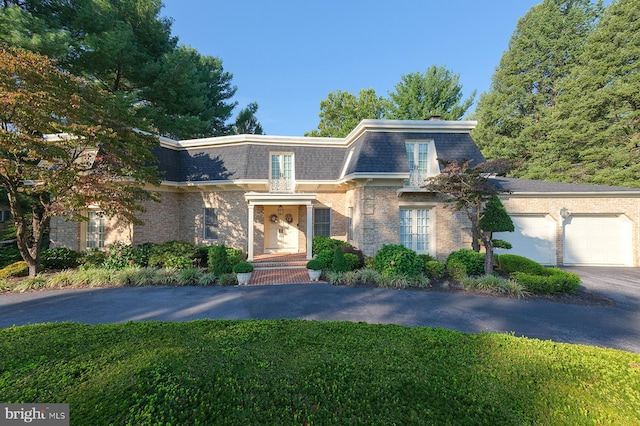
top-left (248, 253), bottom-right (322, 285)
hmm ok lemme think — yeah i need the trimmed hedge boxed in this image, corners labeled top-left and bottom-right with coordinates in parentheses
top-left (425, 260), bottom-right (445, 279)
top-left (40, 247), bottom-right (82, 270)
top-left (446, 249), bottom-right (485, 276)
top-left (498, 254), bottom-right (547, 275)
top-left (511, 269), bottom-right (581, 294)
top-left (0, 261), bottom-right (28, 278)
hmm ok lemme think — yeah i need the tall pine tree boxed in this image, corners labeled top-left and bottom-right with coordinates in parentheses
top-left (472, 0), bottom-right (602, 177)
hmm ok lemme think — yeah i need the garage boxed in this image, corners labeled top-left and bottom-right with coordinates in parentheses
top-left (563, 215), bottom-right (633, 266)
top-left (494, 214), bottom-right (557, 265)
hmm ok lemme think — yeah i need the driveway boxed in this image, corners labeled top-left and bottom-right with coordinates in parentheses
top-left (1, 267), bottom-right (639, 353)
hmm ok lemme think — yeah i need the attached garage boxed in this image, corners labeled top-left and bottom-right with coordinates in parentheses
top-left (495, 214), bottom-right (557, 265)
top-left (563, 215), bottom-right (633, 266)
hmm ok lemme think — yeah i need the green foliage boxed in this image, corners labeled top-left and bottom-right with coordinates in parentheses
top-left (373, 244), bottom-right (423, 277)
top-left (387, 65), bottom-right (476, 120)
top-left (446, 249), bottom-right (485, 276)
top-left (81, 249), bottom-right (108, 269)
top-left (492, 239), bottom-right (513, 250)
top-left (479, 195), bottom-right (514, 233)
top-left (0, 245), bottom-right (21, 268)
top-left (306, 89), bottom-right (388, 137)
top-left (0, 261), bottom-right (28, 278)
top-left (330, 246), bottom-right (349, 273)
top-left (40, 247), bottom-right (82, 270)
top-left (232, 261), bottom-right (254, 274)
top-left (497, 254), bottom-right (547, 275)
top-left (425, 260), bottom-right (445, 280)
top-left (446, 260), bottom-right (467, 280)
top-left (208, 245), bottom-right (231, 277)
top-left (326, 268), bottom-right (428, 289)
top-left (343, 253), bottom-right (360, 272)
top-left (315, 249), bottom-right (334, 271)
top-left (102, 243), bottom-right (137, 270)
top-left (233, 102), bottom-right (263, 135)
top-left (225, 247), bottom-right (245, 267)
top-left (148, 241), bottom-right (200, 268)
top-left (511, 270), bottom-right (581, 294)
top-left (3, 321), bottom-right (638, 424)
top-left (306, 259), bottom-right (324, 270)
top-left (312, 236), bottom-right (350, 255)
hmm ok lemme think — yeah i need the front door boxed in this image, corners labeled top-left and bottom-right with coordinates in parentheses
top-left (265, 206), bottom-right (298, 253)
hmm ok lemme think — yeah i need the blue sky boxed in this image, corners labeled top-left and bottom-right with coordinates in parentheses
top-left (161, 1), bottom-right (543, 136)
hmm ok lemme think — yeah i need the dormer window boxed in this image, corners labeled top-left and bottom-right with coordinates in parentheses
top-left (405, 140), bottom-right (437, 187)
top-left (270, 152), bottom-right (294, 192)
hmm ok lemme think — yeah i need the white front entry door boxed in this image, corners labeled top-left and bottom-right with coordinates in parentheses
top-left (265, 206), bottom-right (298, 253)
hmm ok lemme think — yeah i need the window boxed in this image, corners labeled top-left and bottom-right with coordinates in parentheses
top-left (347, 207), bottom-right (353, 241)
top-left (405, 142), bottom-right (430, 187)
top-left (270, 153), bottom-right (294, 192)
top-left (204, 208), bottom-right (218, 240)
top-left (86, 211), bottom-right (105, 249)
top-left (0, 210), bottom-right (10, 223)
top-left (313, 208), bottom-right (331, 237)
top-left (400, 208), bottom-right (430, 253)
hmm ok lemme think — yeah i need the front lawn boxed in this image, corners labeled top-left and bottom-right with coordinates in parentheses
top-left (1, 320), bottom-right (639, 424)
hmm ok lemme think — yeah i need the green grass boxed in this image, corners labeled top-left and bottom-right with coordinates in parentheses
top-left (1, 321), bottom-right (639, 425)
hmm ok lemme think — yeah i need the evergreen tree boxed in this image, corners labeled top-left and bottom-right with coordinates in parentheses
top-left (388, 65), bottom-right (475, 120)
top-left (472, 0), bottom-right (602, 176)
top-left (233, 102), bottom-right (264, 135)
top-left (542, 0), bottom-right (640, 186)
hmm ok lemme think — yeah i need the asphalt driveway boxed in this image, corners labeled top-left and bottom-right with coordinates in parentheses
top-left (1, 267), bottom-right (639, 353)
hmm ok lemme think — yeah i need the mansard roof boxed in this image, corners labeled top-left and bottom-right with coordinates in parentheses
top-left (153, 119), bottom-right (483, 184)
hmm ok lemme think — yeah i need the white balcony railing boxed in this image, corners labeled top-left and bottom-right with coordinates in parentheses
top-left (269, 178), bottom-right (295, 193)
top-left (405, 170), bottom-right (428, 188)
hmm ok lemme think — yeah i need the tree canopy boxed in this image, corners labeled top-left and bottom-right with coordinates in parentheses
top-left (307, 65), bottom-right (474, 137)
top-left (0, 0), bottom-right (247, 139)
top-left (0, 45), bottom-right (160, 276)
top-left (233, 102), bottom-right (264, 135)
top-left (387, 65), bottom-right (475, 121)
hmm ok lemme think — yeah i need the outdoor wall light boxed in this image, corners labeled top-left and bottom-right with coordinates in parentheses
top-left (560, 207), bottom-right (570, 220)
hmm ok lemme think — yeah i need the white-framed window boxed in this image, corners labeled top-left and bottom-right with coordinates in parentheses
top-left (405, 141), bottom-right (437, 187)
top-left (313, 208), bottom-right (331, 237)
top-left (270, 152), bottom-right (294, 192)
top-left (86, 211), bottom-right (105, 249)
top-left (204, 208), bottom-right (218, 240)
top-left (400, 208), bottom-right (430, 253)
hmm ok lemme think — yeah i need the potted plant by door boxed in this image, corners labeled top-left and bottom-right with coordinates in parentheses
top-left (306, 259), bottom-right (324, 282)
top-left (233, 261), bottom-right (254, 285)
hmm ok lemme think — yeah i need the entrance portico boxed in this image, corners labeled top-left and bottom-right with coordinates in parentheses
top-left (245, 193), bottom-right (316, 261)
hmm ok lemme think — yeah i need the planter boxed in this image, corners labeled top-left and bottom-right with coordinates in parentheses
top-left (308, 269), bottom-right (322, 282)
top-left (236, 272), bottom-right (252, 285)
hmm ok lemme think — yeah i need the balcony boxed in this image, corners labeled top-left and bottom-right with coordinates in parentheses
top-left (269, 177), bottom-right (295, 193)
top-left (405, 170), bottom-right (428, 188)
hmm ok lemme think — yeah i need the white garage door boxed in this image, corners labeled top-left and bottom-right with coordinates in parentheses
top-left (494, 215), bottom-right (557, 265)
top-left (564, 215), bottom-right (632, 266)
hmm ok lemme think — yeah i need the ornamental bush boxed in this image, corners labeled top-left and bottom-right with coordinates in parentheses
top-left (344, 253), bottom-right (361, 272)
top-left (331, 246), bottom-right (349, 273)
top-left (511, 269), bottom-right (581, 294)
top-left (0, 261), bottom-right (28, 279)
top-left (425, 260), bottom-right (445, 279)
top-left (497, 254), bottom-right (547, 275)
top-left (40, 247), bottom-right (82, 270)
top-left (209, 245), bottom-right (232, 277)
top-left (446, 249), bottom-right (485, 276)
top-left (148, 241), bottom-right (200, 268)
top-left (373, 244), bottom-right (423, 277)
top-left (312, 236), bottom-right (349, 256)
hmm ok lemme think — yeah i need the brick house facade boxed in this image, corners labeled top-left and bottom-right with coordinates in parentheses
top-left (50, 119), bottom-right (640, 266)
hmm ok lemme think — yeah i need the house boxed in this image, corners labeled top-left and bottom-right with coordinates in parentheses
top-left (49, 119), bottom-right (640, 267)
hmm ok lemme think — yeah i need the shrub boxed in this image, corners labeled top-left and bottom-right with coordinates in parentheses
top-left (417, 253), bottom-right (436, 266)
top-left (0, 261), bottom-right (28, 279)
top-left (217, 273), bottom-right (237, 286)
top-left (425, 260), bottom-right (445, 279)
top-left (225, 247), bottom-right (245, 267)
top-left (14, 274), bottom-right (48, 292)
top-left (497, 254), bottom-right (547, 275)
top-left (447, 260), bottom-right (467, 280)
top-left (81, 248), bottom-right (107, 268)
top-left (148, 241), bottom-right (200, 268)
top-left (344, 253), bottom-right (360, 271)
top-left (232, 261), bottom-right (254, 274)
top-left (102, 243), bottom-right (137, 269)
top-left (198, 272), bottom-right (217, 286)
top-left (312, 236), bottom-right (349, 255)
top-left (512, 270), bottom-right (581, 294)
top-left (40, 247), bottom-right (82, 270)
top-left (331, 246), bottom-right (349, 273)
top-left (163, 255), bottom-right (195, 270)
top-left (209, 245), bottom-right (232, 276)
top-left (342, 246), bottom-right (365, 269)
top-left (373, 244), bottom-right (423, 277)
top-left (306, 259), bottom-right (324, 270)
top-left (446, 249), bottom-right (485, 276)
top-left (315, 249), bottom-right (334, 271)
top-left (131, 243), bottom-right (155, 267)
top-left (177, 268), bottom-right (203, 286)
top-left (0, 245), bottom-right (21, 269)
top-left (461, 275), bottom-right (525, 298)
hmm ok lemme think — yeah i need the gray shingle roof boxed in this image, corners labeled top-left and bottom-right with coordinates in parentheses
top-left (491, 177), bottom-right (640, 193)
